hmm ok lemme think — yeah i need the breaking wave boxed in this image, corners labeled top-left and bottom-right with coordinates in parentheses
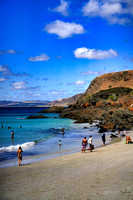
top-left (0, 142), bottom-right (35, 153)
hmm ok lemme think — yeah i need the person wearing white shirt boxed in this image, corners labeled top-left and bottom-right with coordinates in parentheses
top-left (88, 135), bottom-right (93, 152)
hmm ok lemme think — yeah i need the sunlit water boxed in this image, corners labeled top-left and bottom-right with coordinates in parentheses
top-left (0, 107), bottom-right (111, 167)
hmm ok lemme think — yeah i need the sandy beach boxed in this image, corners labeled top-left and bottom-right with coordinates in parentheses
top-left (0, 132), bottom-right (133, 200)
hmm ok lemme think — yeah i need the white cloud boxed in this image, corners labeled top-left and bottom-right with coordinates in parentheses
top-left (44, 20), bottom-right (85, 39)
top-left (82, 0), bottom-right (133, 25)
top-left (50, 90), bottom-right (66, 95)
top-left (0, 65), bottom-right (30, 77)
top-left (28, 54), bottom-right (50, 62)
top-left (80, 70), bottom-right (109, 76)
top-left (74, 47), bottom-right (118, 59)
top-left (74, 80), bottom-right (86, 85)
top-left (0, 77), bottom-right (7, 82)
top-left (0, 65), bottom-right (11, 75)
top-left (53, 0), bottom-right (69, 16)
top-left (68, 80), bottom-right (86, 85)
top-left (10, 81), bottom-right (27, 90)
top-left (0, 49), bottom-right (17, 55)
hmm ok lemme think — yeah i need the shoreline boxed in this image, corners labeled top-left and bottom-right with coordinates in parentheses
top-left (0, 132), bottom-right (114, 169)
top-left (1, 131), bottom-right (133, 199)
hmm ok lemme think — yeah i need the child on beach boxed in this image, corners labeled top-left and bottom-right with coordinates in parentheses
top-left (59, 140), bottom-right (61, 146)
top-left (125, 136), bottom-right (133, 144)
top-left (81, 137), bottom-right (87, 153)
top-left (17, 146), bottom-right (23, 166)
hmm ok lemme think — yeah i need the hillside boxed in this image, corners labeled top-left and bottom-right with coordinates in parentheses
top-left (83, 70), bottom-right (133, 97)
top-left (0, 100), bottom-right (50, 107)
top-left (47, 70), bottom-right (133, 107)
top-left (43, 70), bottom-right (133, 131)
top-left (47, 93), bottom-right (83, 107)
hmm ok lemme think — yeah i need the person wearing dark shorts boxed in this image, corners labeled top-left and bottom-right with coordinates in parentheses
top-left (81, 137), bottom-right (87, 153)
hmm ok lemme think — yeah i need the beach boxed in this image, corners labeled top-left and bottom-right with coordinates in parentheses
top-left (0, 131), bottom-right (133, 200)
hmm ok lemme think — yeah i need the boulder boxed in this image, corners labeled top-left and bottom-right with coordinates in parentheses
top-left (26, 115), bottom-right (50, 119)
top-left (98, 123), bottom-right (116, 133)
top-left (110, 134), bottom-right (118, 138)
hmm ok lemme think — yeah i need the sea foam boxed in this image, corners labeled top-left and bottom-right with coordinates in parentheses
top-left (0, 142), bottom-right (35, 153)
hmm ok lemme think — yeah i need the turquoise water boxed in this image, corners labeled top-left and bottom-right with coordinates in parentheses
top-left (0, 107), bottom-right (111, 167)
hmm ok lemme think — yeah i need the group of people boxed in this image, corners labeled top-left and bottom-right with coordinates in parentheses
top-left (81, 136), bottom-right (93, 153)
top-left (81, 133), bottom-right (106, 153)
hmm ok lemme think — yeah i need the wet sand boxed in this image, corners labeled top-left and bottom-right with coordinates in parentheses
top-left (0, 131), bottom-right (133, 200)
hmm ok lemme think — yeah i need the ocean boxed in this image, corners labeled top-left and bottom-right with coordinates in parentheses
top-left (0, 107), bottom-right (111, 168)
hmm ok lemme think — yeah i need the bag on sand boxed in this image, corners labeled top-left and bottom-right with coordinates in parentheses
top-left (92, 145), bottom-right (94, 150)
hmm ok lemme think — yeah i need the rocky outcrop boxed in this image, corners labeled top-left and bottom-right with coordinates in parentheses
top-left (38, 106), bottom-right (65, 113)
top-left (38, 70), bottom-right (133, 132)
top-left (26, 115), bottom-right (50, 119)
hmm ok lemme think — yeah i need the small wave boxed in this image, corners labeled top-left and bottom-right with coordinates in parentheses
top-left (0, 142), bottom-right (35, 153)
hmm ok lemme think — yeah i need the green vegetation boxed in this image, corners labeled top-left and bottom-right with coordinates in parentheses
top-left (78, 87), bottom-right (133, 105)
top-left (109, 93), bottom-right (117, 101)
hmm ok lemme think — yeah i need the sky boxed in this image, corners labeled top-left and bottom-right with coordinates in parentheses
top-left (0, 0), bottom-right (133, 101)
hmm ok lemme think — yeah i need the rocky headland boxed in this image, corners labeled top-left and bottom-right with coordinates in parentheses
top-left (39, 70), bottom-right (133, 132)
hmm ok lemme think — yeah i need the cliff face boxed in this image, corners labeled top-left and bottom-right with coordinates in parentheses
top-left (60, 70), bottom-right (133, 131)
top-left (42, 70), bottom-right (133, 131)
top-left (47, 70), bottom-right (133, 107)
top-left (84, 70), bottom-right (133, 97)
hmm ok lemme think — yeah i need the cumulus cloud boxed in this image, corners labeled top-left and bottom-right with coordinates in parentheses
top-left (82, 0), bottom-right (133, 25)
top-left (0, 77), bottom-right (7, 82)
top-left (50, 89), bottom-right (66, 95)
top-left (10, 81), bottom-right (28, 90)
top-left (28, 54), bottom-right (50, 62)
top-left (80, 70), bottom-right (109, 76)
top-left (74, 47), bottom-right (118, 59)
top-left (0, 65), bottom-right (30, 77)
top-left (44, 20), bottom-right (85, 39)
top-left (68, 80), bottom-right (86, 85)
top-left (0, 49), bottom-right (17, 55)
top-left (0, 65), bottom-right (11, 76)
top-left (52, 0), bottom-right (69, 16)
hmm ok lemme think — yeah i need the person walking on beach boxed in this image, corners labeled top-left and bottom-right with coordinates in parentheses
top-left (88, 135), bottom-right (93, 152)
top-left (81, 137), bottom-right (87, 153)
top-left (101, 133), bottom-right (106, 146)
top-left (11, 130), bottom-right (14, 139)
top-left (17, 146), bottom-right (23, 166)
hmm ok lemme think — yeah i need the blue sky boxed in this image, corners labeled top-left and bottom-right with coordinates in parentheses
top-left (0, 0), bottom-right (133, 101)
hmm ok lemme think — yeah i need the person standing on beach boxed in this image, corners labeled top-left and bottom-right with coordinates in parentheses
top-left (123, 130), bottom-right (127, 135)
top-left (11, 131), bottom-right (14, 139)
top-left (88, 135), bottom-right (93, 152)
top-left (62, 128), bottom-right (65, 135)
top-left (81, 137), bottom-right (87, 153)
top-left (17, 146), bottom-right (23, 166)
top-left (59, 140), bottom-right (61, 146)
top-left (101, 133), bottom-right (106, 146)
